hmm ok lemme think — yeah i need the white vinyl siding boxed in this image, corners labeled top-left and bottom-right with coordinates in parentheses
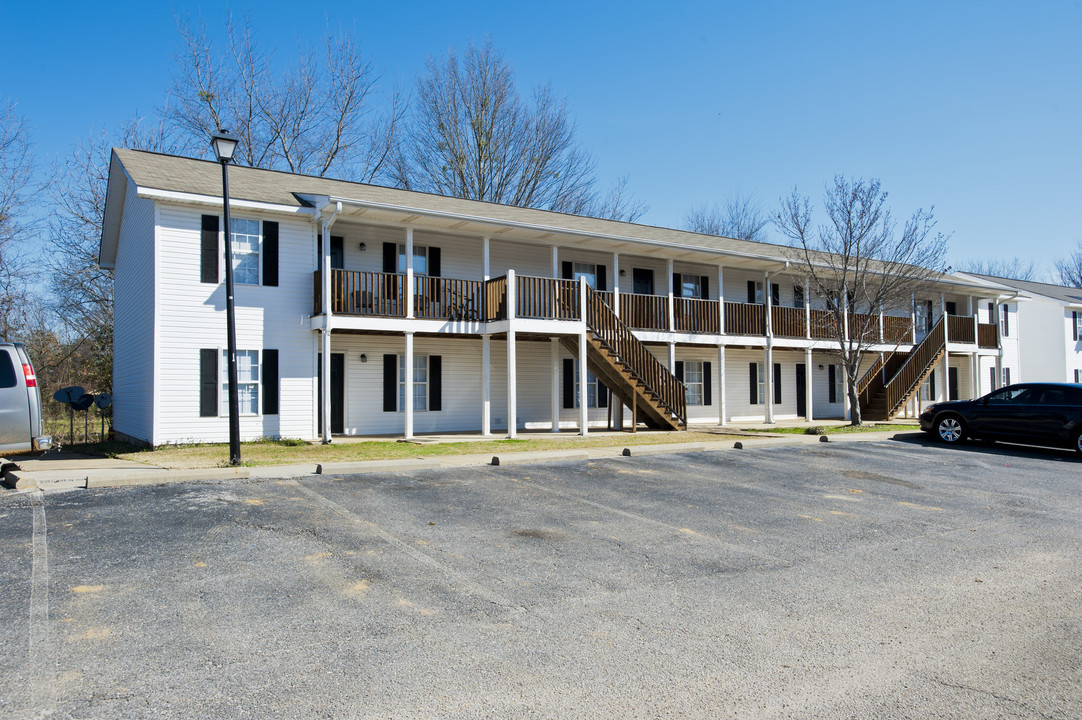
top-left (111, 180), bottom-right (156, 444)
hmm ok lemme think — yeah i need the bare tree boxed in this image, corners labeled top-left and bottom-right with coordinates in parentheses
top-left (0, 101), bottom-right (37, 341)
top-left (958, 257), bottom-right (1044, 282)
top-left (393, 38), bottom-right (644, 219)
top-left (1055, 239), bottom-right (1082, 288)
top-left (775, 176), bottom-right (949, 425)
top-left (164, 13), bottom-right (401, 181)
top-left (684, 192), bottom-right (769, 241)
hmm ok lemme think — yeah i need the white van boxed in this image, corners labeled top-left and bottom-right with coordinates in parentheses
top-left (0, 343), bottom-right (50, 453)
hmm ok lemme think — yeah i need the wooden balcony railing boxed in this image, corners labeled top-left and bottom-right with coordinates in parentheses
top-left (883, 318), bottom-right (946, 417)
top-left (947, 314), bottom-right (976, 344)
top-left (674, 297), bottom-right (720, 333)
top-left (621, 293), bottom-right (670, 331)
top-left (515, 275), bottom-right (580, 320)
top-left (725, 302), bottom-right (765, 335)
top-left (324, 269), bottom-right (406, 316)
top-left (415, 277), bottom-right (485, 320)
top-left (771, 306), bottom-right (806, 338)
top-left (883, 315), bottom-right (913, 343)
top-left (808, 309), bottom-right (839, 339)
top-left (595, 291), bottom-right (614, 309)
top-left (484, 276), bottom-right (508, 321)
top-left (977, 323), bottom-right (998, 348)
top-left (848, 312), bottom-right (881, 343)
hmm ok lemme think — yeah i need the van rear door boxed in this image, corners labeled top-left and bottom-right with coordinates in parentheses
top-left (0, 347), bottom-right (32, 451)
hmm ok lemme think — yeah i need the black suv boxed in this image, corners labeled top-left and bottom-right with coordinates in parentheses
top-left (920, 383), bottom-right (1082, 455)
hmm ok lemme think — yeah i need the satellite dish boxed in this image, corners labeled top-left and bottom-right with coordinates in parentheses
top-left (53, 386), bottom-right (85, 404)
top-left (94, 393), bottom-right (112, 409)
top-left (71, 393), bottom-right (95, 412)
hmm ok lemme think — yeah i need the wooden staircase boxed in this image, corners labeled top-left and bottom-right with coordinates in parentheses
top-left (560, 285), bottom-right (686, 430)
top-left (859, 318), bottom-right (947, 420)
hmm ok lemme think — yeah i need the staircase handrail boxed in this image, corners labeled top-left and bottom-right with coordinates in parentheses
top-left (583, 284), bottom-right (687, 426)
top-left (882, 317), bottom-right (947, 417)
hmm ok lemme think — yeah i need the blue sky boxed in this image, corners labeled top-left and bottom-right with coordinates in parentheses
top-left (3, 1), bottom-right (1079, 275)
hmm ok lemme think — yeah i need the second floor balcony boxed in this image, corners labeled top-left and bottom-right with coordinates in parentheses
top-left (314, 269), bottom-right (998, 348)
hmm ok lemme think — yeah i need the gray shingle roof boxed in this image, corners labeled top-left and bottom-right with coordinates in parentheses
top-left (967, 273), bottom-right (1082, 306)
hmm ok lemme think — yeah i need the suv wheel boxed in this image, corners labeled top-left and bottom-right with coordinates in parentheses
top-left (1074, 429), bottom-right (1082, 455)
top-left (936, 415), bottom-right (967, 444)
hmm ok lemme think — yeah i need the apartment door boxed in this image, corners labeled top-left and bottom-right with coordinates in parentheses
top-left (632, 268), bottom-right (654, 295)
top-left (948, 366), bottom-right (959, 401)
top-left (795, 364), bottom-right (807, 417)
top-left (317, 353), bottom-right (345, 435)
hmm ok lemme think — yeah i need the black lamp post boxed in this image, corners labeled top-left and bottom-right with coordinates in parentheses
top-left (211, 129), bottom-right (241, 465)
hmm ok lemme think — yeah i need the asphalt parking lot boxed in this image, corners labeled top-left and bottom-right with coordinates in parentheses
top-left (1, 437), bottom-right (1079, 719)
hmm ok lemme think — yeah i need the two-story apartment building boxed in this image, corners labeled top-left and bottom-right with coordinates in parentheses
top-left (100, 149), bottom-right (1011, 446)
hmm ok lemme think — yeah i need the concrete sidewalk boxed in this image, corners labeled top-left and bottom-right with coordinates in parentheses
top-left (1, 428), bottom-right (924, 493)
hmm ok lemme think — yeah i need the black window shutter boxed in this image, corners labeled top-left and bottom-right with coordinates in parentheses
top-left (263, 349), bottom-right (279, 415)
top-left (596, 264), bottom-right (607, 292)
top-left (675, 361), bottom-right (684, 382)
top-left (1004, 368), bottom-right (1010, 386)
top-left (429, 355), bottom-right (442, 411)
top-left (200, 215), bottom-right (219, 283)
top-left (1002, 304), bottom-right (1009, 336)
top-left (383, 242), bottom-right (397, 273)
top-left (429, 246), bottom-right (441, 277)
top-left (597, 381), bottom-right (608, 407)
top-left (703, 361), bottom-right (712, 405)
top-left (747, 280), bottom-right (756, 304)
top-left (1074, 312), bottom-right (1078, 341)
top-left (563, 359), bottom-right (575, 408)
top-left (330, 236), bottom-right (344, 270)
top-left (988, 302), bottom-right (994, 322)
top-left (673, 272), bottom-right (681, 296)
top-left (828, 364), bottom-right (837, 403)
top-left (771, 284), bottom-right (780, 306)
top-left (773, 363), bottom-right (782, 404)
top-left (200, 349), bottom-right (218, 417)
top-left (701, 276), bottom-right (709, 299)
top-left (383, 354), bottom-right (397, 412)
top-left (749, 363), bottom-right (758, 405)
top-left (929, 370), bottom-right (937, 398)
top-left (562, 261), bottom-right (573, 280)
top-left (262, 221), bottom-right (279, 286)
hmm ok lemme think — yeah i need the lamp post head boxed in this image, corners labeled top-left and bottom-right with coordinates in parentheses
top-left (211, 129), bottom-right (239, 164)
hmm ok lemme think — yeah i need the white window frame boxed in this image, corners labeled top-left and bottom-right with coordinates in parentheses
top-left (680, 275), bottom-right (703, 299)
top-left (793, 285), bottom-right (805, 309)
top-left (754, 281), bottom-right (764, 305)
top-left (573, 360), bottom-right (601, 408)
top-left (753, 361), bottom-right (765, 404)
top-left (573, 262), bottom-right (597, 289)
top-left (1000, 303), bottom-right (1010, 337)
top-left (221, 349), bottom-right (259, 416)
top-left (1003, 367), bottom-right (1011, 386)
top-left (834, 364), bottom-right (845, 404)
top-left (1074, 313), bottom-right (1082, 340)
top-left (398, 244), bottom-right (429, 276)
top-left (229, 218), bottom-right (261, 285)
top-left (685, 360), bottom-right (705, 405)
top-left (398, 355), bottom-right (428, 412)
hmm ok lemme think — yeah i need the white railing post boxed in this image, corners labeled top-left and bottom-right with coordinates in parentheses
top-left (405, 227), bottom-right (414, 319)
top-left (718, 266), bottom-right (725, 335)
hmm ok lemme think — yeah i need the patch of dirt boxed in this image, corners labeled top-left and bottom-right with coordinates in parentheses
top-left (842, 469), bottom-right (921, 489)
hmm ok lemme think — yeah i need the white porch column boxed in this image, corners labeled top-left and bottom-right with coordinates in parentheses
top-left (940, 351), bottom-right (950, 402)
top-left (482, 236), bottom-right (491, 280)
top-left (911, 293), bottom-right (918, 343)
top-left (805, 347), bottom-right (814, 422)
top-left (578, 331), bottom-right (589, 436)
top-left (970, 352), bottom-right (978, 399)
top-left (764, 271), bottom-right (774, 424)
top-left (612, 252), bottom-right (621, 319)
top-left (507, 270), bottom-right (517, 438)
top-left (551, 246), bottom-right (560, 278)
top-left (404, 332), bottom-right (414, 439)
top-left (405, 227), bottom-right (414, 319)
top-left (320, 328), bottom-right (331, 443)
top-left (550, 337), bottom-right (561, 432)
top-left (718, 267), bottom-right (726, 334)
top-left (667, 259), bottom-right (675, 331)
top-left (717, 344), bottom-right (726, 425)
top-left (481, 335), bottom-right (491, 436)
top-left (507, 330), bottom-right (517, 438)
top-left (804, 278), bottom-right (811, 338)
top-left (668, 343), bottom-right (676, 372)
top-left (579, 276), bottom-right (589, 436)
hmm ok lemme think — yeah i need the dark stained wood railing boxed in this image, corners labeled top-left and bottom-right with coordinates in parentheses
top-left (947, 314), bottom-right (976, 344)
top-left (328, 269), bottom-right (405, 316)
top-left (882, 315), bottom-right (913, 343)
top-left (771, 306), bottom-right (806, 338)
top-left (977, 323), bottom-right (998, 348)
top-left (515, 276), bottom-right (579, 320)
top-left (724, 302), bottom-right (766, 335)
top-left (484, 277), bottom-right (508, 321)
top-left (415, 277), bottom-right (485, 321)
top-left (674, 297), bottom-right (720, 333)
top-left (848, 312), bottom-right (881, 342)
top-left (882, 318), bottom-right (946, 418)
top-left (808, 309), bottom-right (839, 339)
top-left (585, 285), bottom-right (686, 427)
top-left (595, 291), bottom-right (614, 310)
top-left (621, 293), bottom-right (670, 330)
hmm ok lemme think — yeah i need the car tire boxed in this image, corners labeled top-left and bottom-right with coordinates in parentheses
top-left (1073, 429), bottom-right (1082, 456)
top-left (936, 414), bottom-right (967, 445)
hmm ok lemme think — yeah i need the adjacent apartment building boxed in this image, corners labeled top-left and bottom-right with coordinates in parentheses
top-left (100, 149), bottom-right (1017, 446)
